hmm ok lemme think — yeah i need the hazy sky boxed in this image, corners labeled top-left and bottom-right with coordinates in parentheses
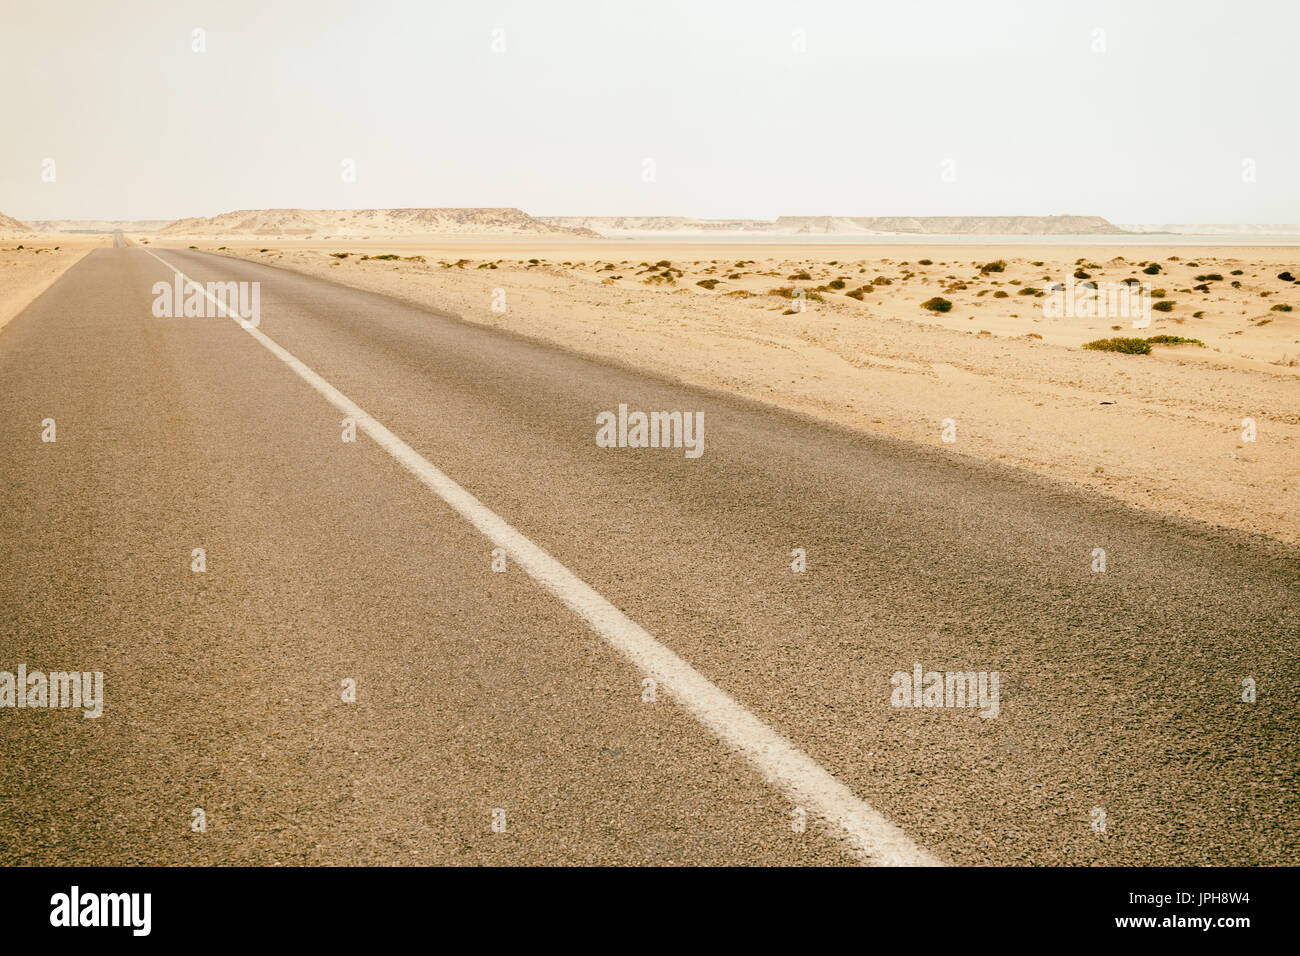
top-left (1, 0), bottom-right (1295, 223)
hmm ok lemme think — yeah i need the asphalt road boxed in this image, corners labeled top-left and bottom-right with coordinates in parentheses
top-left (1, 246), bottom-right (1296, 865)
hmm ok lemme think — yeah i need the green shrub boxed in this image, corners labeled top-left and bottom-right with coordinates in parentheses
top-left (330, 252), bottom-right (349, 258)
top-left (1153, 300), bottom-right (1175, 312)
top-left (979, 260), bottom-right (1006, 274)
top-left (1143, 264), bottom-right (1162, 275)
top-left (1195, 274), bottom-right (1223, 282)
top-left (1146, 335), bottom-right (1203, 346)
top-left (696, 279), bottom-right (720, 290)
top-left (1084, 337), bottom-right (1152, 354)
top-left (921, 297), bottom-right (953, 312)
top-left (769, 286), bottom-right (823, 302)
top-left (1271, 303), bottom-right (1293, 312)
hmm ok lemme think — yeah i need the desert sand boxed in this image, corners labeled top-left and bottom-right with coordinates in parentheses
top-left (141, 236), bottom-right (1299, 546)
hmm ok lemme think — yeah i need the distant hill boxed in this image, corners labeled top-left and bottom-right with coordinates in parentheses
top-left (1120, 223), bottom-right (1300, 236)
top-left (539, 214), bottom-right (1129, 236)
top-left (28, 219), bottom-right (174, 233)
top-left (157, 208), bottom-right (600, 238)
top-left (0, 211), bottom-right (33, 238)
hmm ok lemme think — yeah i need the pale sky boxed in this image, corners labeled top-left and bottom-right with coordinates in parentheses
top-left (1, 0), bottom-right (1295, 223)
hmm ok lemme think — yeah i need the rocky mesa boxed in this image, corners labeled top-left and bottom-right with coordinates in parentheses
top-left (158, 208), bottom-right (600, 239)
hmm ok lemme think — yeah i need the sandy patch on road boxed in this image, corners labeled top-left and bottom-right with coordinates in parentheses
top-left (0, 238), bottom-right (105, 332)
top-left (165, 238), bottom-right (1300, 544)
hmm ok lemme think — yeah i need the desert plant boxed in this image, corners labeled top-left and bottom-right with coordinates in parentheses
top-left (979, 260), bottom-right (1006, 274)
top-left (921, 297), bottom-right (953, 312)
top-left (1271, 303), bottom-right (1293, 311)
top-left (1084, 337), bottom-right (1152, 354)
top-left (1143, 264), bottom-right (1162, 275)
top-left (1146, 335), bottom-right (1204, 346)
top-left (696, 279), bottom-right (720, 290)
top-left (769, 286), bottom-right (823, 301)
top-left (1153, 300), bottom-right (1175, 312)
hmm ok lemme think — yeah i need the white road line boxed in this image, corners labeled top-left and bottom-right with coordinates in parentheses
top-left (140, 247), bottom-right (942, 867)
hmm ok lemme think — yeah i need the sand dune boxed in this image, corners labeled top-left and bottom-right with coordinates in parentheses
top-left (156, 207), bottom-right (599, 239)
